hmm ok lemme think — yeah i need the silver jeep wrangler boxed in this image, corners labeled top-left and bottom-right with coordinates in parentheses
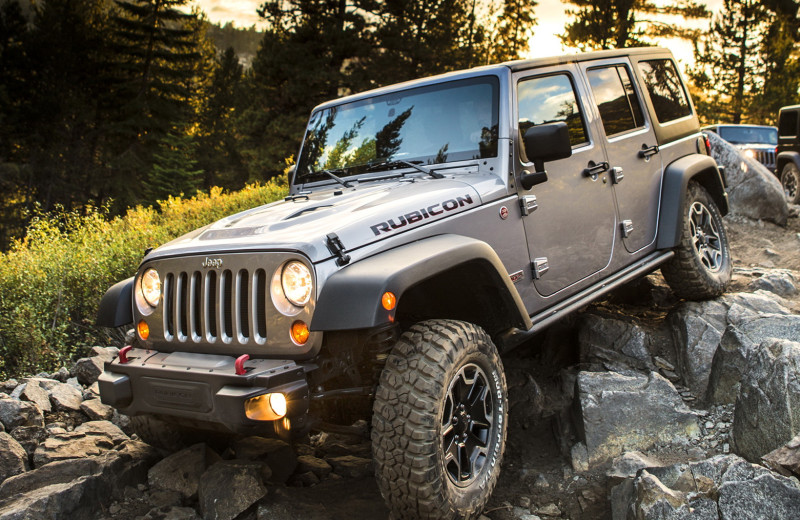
top-left (97, 47), bottom-right (731, 519)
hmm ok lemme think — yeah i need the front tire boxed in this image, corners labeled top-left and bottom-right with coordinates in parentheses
top-left (780, 162), bottom-right (800, 204)
top-left (662, 181), bottom-right (732, 300)
top-left (371, 320), bottom-right (507, 520)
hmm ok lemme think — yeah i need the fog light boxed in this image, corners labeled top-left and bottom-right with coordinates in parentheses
top-left (290, 321), bottom-right (310, 345)
top-left (137, 320), bottom-right (149, 340)
top-left (245, 393), bottom-right (287, 421)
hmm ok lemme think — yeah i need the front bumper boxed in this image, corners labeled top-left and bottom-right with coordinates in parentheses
top-left (98, 348), bottom-right (310, 434)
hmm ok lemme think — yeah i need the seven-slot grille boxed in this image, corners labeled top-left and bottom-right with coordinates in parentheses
top-left (754, 149), bottom-right (776, 171)
top-left (162, 267), bottom-right (270, 346)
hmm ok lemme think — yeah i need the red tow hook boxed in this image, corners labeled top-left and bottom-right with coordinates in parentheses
top-left (118, 345), bottom-right (132, 364)
top-left (235, 354), bottom-right (250, 375)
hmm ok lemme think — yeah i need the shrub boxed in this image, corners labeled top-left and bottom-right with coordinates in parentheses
top-left (0, 180), bottom-right (288, 378)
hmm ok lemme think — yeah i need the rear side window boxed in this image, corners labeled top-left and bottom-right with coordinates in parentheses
top-left (587, 65), bottom-right (645, 136)
top-left (638, 59), bottom-right (692, 124)
top-left (779, 111), bottom-right (798, 137)
top-left (518, 74), bottom-right (589, 152)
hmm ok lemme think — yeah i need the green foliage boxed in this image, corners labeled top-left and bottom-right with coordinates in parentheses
top-left (0, 180), bottom-right (288, 378)
top-left (560, 0), bottom-right (709, 50)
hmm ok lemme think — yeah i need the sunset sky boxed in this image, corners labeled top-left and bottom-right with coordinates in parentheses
top-left (193, 0), bottom-right (724, 68)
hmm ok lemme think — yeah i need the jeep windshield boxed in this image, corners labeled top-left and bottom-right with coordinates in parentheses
top-left (718, 125), bottom-right (778, 145)
top-left (294, 76), bottom-right (499, 185)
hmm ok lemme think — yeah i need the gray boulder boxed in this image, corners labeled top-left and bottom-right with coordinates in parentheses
top-left (762, 434), bottom-right (800, 478)
top-left (48, 382), bottom-right (83, 412)
top-left (0, 433), bottom-right (28, 484)
top-left (142, 506), bottom-right (202, 520)
top-left (0, 400), bottom-right (44, 431)
top-left (707, 314), bottom-right (800, 404)
top-left (575, 371), bottom-right (699, 467)
top-left (578, 314), bottom-right (654, 372)
top-left (80, 398), bottom-right (114, 421)
top-left (256, 488), bottom-right (333, 520)
top-left (71, 357), bottom-right (105, 386)
top-left (20, 380), bottom-right (51, 413)
top-left (707, 131), bottom-right (788, 225)
top-left (148, 443), bottom-right (221, 500)
top-left (326, 455), bottom-right (373, 479)
top-left (198, 460), bottom-right (267, 520)
top-left (33, 421), bottom-right (128, 467)
top-left (9, 425), bottom-right (48, 456)
top-left (233, 436), bottom-right (297, 483)
top-left (750, 269), bottom-right (799, 297)
top-left (296, 455), bottom-right (333, 480)
top-left (732, 338), bottom-right (800, 462)
top-left (0, 440), bottom-right (158, 520)
top-left (668, 301), bottom-right (727, 396)
top-left (611, 454), bottom-right (800, 520)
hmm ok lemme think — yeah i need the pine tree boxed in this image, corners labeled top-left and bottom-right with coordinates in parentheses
top-left (689, 0), bottom-right (770, 123)
top-left (561, 0), bottom-right (708, 50)
top-left (487, 0), bottom-right (538, 63)
top-left (147, 131), bottom-right (203, 201)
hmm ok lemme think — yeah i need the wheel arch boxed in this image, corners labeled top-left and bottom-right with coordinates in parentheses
top-left (777, 151), bottom-right (800, 176)
top-left (310, 235), bottom-right (532, 335)
top-left (656, 154), bottom-right (729, 250)
top-left (96, 277), bottom-right (134, 327)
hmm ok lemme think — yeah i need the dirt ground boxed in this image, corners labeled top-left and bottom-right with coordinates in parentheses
top-left (293, 211), bottom-right (800, 520)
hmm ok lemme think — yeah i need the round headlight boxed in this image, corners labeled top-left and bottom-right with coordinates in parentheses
top-left (744, 149), bottom-right (755, 159)
top-left (281, 261), bottom-right (312, 307)
top-left (141, 268), bottom-right (161, 307)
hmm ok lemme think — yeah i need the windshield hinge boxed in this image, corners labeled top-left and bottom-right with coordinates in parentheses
top-left (326, 233), bottom-right (351, 266)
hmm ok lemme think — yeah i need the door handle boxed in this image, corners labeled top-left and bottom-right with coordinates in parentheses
top-left (583, 161), bottom-right (609, 179)
top-left (639, 144), bottom-right (659, 159)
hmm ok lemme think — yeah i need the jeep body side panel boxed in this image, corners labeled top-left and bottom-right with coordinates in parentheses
top-left (97, 277), bottom-right (134, 328)
top-left (656, 154), bottom-right (728, 250)
top-left (776, 150), bottom-right (800, 175)
top-left (311, 234), bottom-right (532, 332)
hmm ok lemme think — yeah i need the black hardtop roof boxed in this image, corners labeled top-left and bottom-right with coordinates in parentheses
top-left (502, 46), bottom-right (672, 72)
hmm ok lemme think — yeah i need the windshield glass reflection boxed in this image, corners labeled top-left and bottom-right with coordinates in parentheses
top-left (295, 76), bottom-right (499, 184)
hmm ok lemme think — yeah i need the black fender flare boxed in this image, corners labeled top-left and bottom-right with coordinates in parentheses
top-left (777, 150), bottom-right (800, 175)
top-left (96, 277), bottom-right (134, 327)
top-left (311, 235), bottom-right (532, 332)
top-left (656, 155), bottom-right (729, 250)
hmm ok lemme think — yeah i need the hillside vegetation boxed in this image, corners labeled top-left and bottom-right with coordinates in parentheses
top-left (0, 180), bottom-right (288, 379)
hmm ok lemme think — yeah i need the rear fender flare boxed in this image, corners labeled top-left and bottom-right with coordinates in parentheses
top-left (657, 155), bottom-right (729, 250)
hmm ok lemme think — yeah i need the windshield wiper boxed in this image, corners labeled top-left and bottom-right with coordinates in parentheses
top-left (365, 159), bottom-right (444, 179)
top-left (316, 168), bottom-right (353, 188)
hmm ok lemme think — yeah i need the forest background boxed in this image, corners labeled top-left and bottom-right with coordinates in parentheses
top-left (0, 0), bottom-right (797, 376)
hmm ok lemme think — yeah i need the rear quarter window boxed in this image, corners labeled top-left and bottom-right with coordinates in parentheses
top-left (637, 59), bottom-right (692, 124)
top-left (779, 111), bottom-right (798, 137)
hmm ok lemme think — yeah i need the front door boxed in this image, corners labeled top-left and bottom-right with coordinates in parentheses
top-left (514, 66), bottom-right (617, 297)
top-left (580, 58), bottom-right (662, 253)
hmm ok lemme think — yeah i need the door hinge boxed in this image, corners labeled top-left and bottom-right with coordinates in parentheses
top-left (520, 195), bottom-right (538, 216)
top-left (532, 257), bottom-right (549, 279)
top-left (611, 166), bottom-right (624, 184)
top-left (326, 233), bottom-right (351, 266)
top-left (621, 220), bottom-right (634, 238)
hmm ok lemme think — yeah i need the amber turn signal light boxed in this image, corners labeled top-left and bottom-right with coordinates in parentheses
top-left (382, 291), bottom-right (397, 311)
top-left (244, 393), bottom-right (287, 421)
top-left (290, 321), bottom-right (310, 345)
top-left (137, 320), bottom-right (149, 341)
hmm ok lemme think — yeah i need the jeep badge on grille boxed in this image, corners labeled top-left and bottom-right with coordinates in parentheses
top-left (201, 257), bottom-right (223, 269)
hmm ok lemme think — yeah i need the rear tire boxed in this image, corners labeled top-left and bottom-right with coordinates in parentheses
top-left (780, 162), bottom-right (800, 204)
top-left (371, 320), bottom-right (507, 520)
top-left (662, 181), bottom-right (732, 300)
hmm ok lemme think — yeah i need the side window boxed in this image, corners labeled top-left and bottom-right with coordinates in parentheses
top-left (637, 59), bottom-right (692, 123)
top-left (518, 74), bottom-right (589, 160)
top-left (779, 111), bottom-right (798, 137)
top-left (586, 65), bottom-right (645, 136)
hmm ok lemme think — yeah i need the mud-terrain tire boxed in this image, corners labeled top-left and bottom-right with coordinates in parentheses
top-left (662, 181), bottom-right (732, 300)
top-left (780, 162), bottom-right (800, 204)
top-left (371, 320), bottom-right (507, 520)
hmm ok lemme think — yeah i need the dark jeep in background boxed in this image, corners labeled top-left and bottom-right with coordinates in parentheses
top-left (777, 104), bottom-right (800, 204)
top-left (702, 123), bottom-right (778, 172)
top-left (97, 47), bottom-right (731, 519)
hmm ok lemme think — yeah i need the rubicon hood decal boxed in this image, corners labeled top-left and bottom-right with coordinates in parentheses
top-left (369, 194), bottom-right (475, 236)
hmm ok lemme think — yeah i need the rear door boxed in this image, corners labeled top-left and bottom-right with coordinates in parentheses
top-left (579, 58), bottom-right (662, 254)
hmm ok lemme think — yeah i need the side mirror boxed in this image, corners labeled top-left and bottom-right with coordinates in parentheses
top-left (519, 122), bottom-right (572, 190)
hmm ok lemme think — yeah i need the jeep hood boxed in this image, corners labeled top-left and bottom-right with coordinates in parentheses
top-left (146, 177), bottom-right (486, 263)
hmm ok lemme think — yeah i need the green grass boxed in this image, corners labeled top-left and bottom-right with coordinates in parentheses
top-left (0, 180), bottom-right (289, 378)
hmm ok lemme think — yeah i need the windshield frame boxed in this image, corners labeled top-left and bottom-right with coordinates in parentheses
top-left (292, 72), bottom-right (505, 188)
top-left (717, 125), bottom-right (778, 146)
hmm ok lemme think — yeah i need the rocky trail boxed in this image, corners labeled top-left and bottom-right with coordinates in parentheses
top-left (0, 147), bottom-right (799, 519)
